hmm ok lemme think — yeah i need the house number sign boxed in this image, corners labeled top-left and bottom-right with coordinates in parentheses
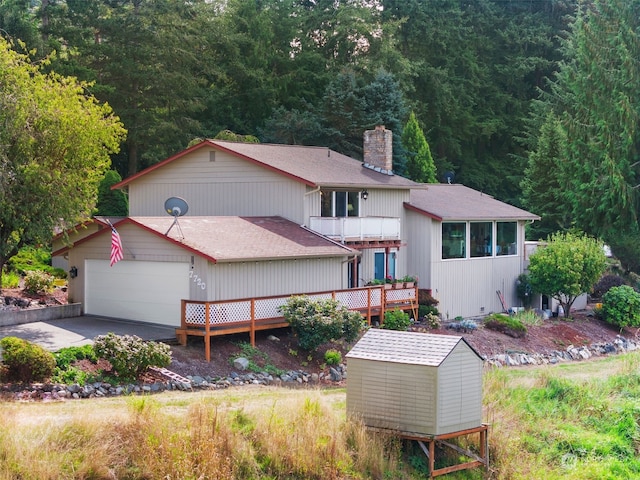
top-left (189, 270), bottom-right (206, 290)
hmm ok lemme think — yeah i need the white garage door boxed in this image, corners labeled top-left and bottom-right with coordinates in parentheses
top-left (85, 260), bottom-right (189, 326)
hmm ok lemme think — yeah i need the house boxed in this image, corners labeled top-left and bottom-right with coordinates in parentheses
top-left (405, 185), bottom-right (539, 319)
top-left (346, 329), bottom-right (484, 436)
top-left (54, 216), bottom-right (356, 326)
top-left (55, 126), bottom-right (538, 326)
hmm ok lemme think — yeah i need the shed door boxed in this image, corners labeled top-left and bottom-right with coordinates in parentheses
top-left (84, 260), bottom-right (189, 326)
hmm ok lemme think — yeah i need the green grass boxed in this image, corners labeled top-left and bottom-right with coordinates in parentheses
top-left (3, 354), bottom-right (640, 478)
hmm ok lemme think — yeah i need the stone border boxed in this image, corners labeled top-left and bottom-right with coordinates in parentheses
top-left (0, 303), bottom-right (82, 327)
top-left (485, 335), bottom-right (638, 367)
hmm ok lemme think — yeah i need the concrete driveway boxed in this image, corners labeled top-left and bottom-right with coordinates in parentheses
top-left (0, 316), bottom-right (177, 352)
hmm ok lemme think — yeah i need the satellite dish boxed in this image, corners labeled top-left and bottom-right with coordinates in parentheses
top-left (164, 197), bottom-right (189, 217)
top-left (163, 197), bottom-right (188, 237)
top-left (443, 171), bottom-right (455, 184)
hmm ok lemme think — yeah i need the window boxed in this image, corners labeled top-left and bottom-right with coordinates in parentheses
top-left (321, 191), bottom-right (361, 217)
top-left (497, 222), bottom-right (517, 256)
top-left (470, 222), bottom-right (492, 258)
top-left (442, 222), bottom-right (466, 259)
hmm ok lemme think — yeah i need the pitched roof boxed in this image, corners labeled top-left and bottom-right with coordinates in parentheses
top-left (406, 184), bottom-right (540, 221)
top-left (54, 216), bottom-right (356, 263)
top-left (137, 216), bottom-right (356, 261)
top-left (113, 140), bottom-right (423, 190)
top-left (345, 329), bottom-right (483, 366)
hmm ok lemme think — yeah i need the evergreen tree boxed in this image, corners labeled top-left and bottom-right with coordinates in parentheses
top-left (95, 170), bottom-right (128, 217)
top-left (530, 0), bottom-right (640, 270)
top-left (401, 112), bottom-right (437, 183)
top-left (521, 112), bottom-right (571, 239)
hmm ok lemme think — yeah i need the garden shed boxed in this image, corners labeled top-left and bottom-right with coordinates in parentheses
top-left (346, 329), bottom-right (484, 436)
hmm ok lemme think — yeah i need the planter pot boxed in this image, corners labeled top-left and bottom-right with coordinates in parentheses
top-left (384, 283), bottom-right (392, 290)
top-left (405, 282), bottom-right (415, 288)
top-left (392, 283), bottom-right (403, 289)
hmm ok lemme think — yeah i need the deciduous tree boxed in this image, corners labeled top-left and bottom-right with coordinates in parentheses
top-left (0, 39), bottom-right (125, 287)
top-left (528, 232), bottom-right (606, 318)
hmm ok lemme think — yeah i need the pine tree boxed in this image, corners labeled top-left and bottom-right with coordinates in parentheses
top-left (401, 112), bottom-right (437, 183)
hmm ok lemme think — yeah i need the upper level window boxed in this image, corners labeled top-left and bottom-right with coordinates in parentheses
top-left (470, 222), bottom-right (492, 258)
top-left (442, 222), bottom-right (466, 259)
top-left (321, 191), bottom-right (361, 217)
top-left (497, 222), bottom-right (517, 256)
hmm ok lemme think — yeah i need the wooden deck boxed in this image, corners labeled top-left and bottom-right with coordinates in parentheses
top-left (176, 285), bottom-right (418, 361)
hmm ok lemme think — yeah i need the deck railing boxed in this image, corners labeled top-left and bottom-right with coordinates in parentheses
top-left (176, 285), bottom-right (418, 361)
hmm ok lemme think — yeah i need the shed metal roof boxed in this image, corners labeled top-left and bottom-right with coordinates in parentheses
top-left (406, 184), bottom-right (540, 221)
top-left (346, 329), bottom-right (483, 366)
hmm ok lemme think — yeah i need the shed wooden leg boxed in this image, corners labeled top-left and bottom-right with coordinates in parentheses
top-left (205, 336), bottom-right (211, 362)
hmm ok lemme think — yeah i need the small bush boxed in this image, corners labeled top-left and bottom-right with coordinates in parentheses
top-left (418, 304), bottom-right (439, 318)
top-left (0, 336), bottom-right (56, 383)
top-left (592, 275), bottom-right (626, 298)
top-left (93, 333), bottom-right (171, 381)
top-left (423, 312), bottom-right (441, 329)
top-left (54, 345), bottom-right (97, 370)
top-left (516, 273), bottom-right (534, 308)
top-left (324, 349), bottom-right (342, 366)
top-left (383, 309), bottom-right (411, 331)
top-left (23, 270), bottom-right (55, 294)
top-left (485, 313), bottom-right (527, 338)
top-left (0, 269), bottom-right (20, 288)
top-left (8, 246), bottom-right (67, 279)
top-left (602, 285), bottom-right (640, 329)
top-left (418, 289), bottom-right (439, 306)
top-left (279, 296), bottom-right (365, 351)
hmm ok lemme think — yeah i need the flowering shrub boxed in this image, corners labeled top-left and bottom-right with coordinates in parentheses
top-left (279, 296), bottom-right (365, 351)
top-left (93, 333), bottom-right (171, 380)
top-left (23, 270), bottom-right (55, 294)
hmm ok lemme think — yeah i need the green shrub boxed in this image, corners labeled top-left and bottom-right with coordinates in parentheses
top-left (383, 309), bottom-right (411, 331)
top-left (516, 273), bottom-right (534, 308)
top-left (324, 349), bottom-right (342, 366)
top-left (279, 296), bottom-right (365, 351)
top-left (484, 313), bottom-right (527, 338)
top-left (8, 246), bottom-right (67, 279)
top-left (602, 285), bottom-right (640, 329)
top-left (54, 345), bottom-right (97, 370)
top-left (418, 304), bottom-right (439, 318)
top-left (23, 270), bottom-right (55, 294)
top-left (93, 333), bottom-right (171, 381)
top-left (0, 268), bottom-right (20, 288)
top-left (0, 336), bottom-right (56, 383)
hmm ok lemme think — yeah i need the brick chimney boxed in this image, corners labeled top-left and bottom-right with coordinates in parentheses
top-left (363, 125), bottom-right (393, 175)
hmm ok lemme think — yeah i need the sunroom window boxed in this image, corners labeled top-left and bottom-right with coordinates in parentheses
top-left (442, 222), bottom-right (466, 259)
top-left (470, 222), bottom-right (492, 258)
top-left (497, 222), bottom-right (517, 256)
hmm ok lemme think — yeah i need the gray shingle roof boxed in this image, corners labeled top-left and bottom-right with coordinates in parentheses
top-left (212, 140), bottom-right (422, 189)
top-left (131, 216), bottom-right (356, 262)
top-left (408, 184), bottom-right (540, 221)
top-left (345, 329), bottom-right (482, 366)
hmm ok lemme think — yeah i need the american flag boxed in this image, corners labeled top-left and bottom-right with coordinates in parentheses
top-left (110, 225), bottom-right (124, 266)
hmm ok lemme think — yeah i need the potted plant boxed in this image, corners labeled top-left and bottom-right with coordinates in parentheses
top-left (400, 275), bottom-right (417, 288)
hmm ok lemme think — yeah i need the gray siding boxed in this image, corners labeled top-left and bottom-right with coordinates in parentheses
top-left (206, 257), bottom-right (349, 300)
top-left (437, 344), bottom-right (483, 435)
top-left (347, 359), bottom-right (437, 435)
top-left (405, 214), bottom-right (528, 319)
top-left (128, 147), bottom-right (306, 222)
